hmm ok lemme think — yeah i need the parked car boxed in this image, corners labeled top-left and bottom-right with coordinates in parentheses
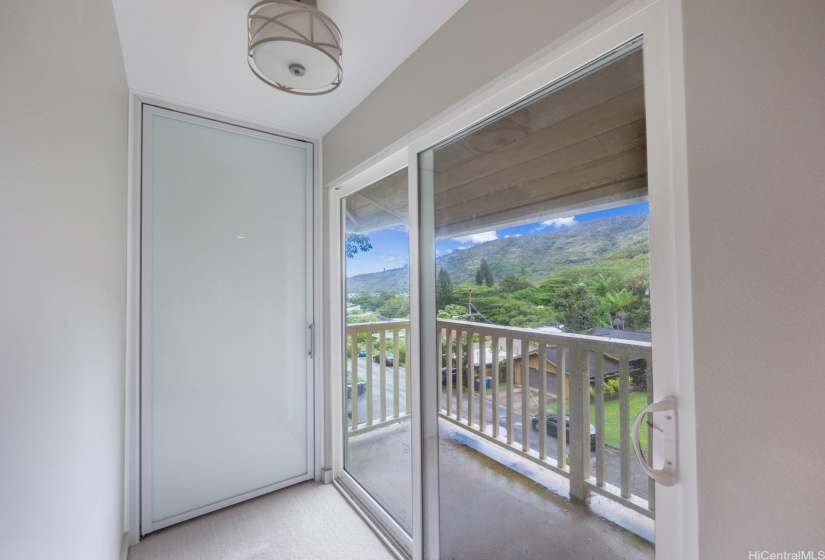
top-left (357, 349), bottom-right (367, 357)
top-left (441, 366), bottom-right (457, 384)
top-left (373, 353), bottom-right (394, 366)
top-left (530, 413), bottom-right (597, 451)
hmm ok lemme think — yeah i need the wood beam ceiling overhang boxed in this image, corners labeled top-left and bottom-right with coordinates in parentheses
top-left (346, 49), bottom-right (647, 239)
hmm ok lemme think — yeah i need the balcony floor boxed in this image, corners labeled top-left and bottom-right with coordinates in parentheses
top-left (348, 420), bottom-right (654, 560)
top-left (128, 481), bottom-right (395, 560)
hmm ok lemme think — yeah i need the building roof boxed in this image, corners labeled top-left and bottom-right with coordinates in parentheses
top-left (587, 328), bottom-right (652, 343)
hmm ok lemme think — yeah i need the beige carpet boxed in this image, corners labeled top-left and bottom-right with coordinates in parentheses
top-left (129, 481), bottom-right (396, 560)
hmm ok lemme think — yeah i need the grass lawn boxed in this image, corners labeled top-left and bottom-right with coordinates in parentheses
top-left (546, 391), bottom-right (649, 451)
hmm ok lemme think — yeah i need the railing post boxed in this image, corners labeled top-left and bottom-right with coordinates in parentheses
top-left (438, 327), bottom-right (445, 414)
top-left (537, 342), bottom-right (547, 460)
top-left (595, 352), bottom-right (605, 487)
top-left (365, 330), bottom-right (373, 426)
top-left (405, 327), bottom-right (411, 417)
top-left (619, 352), bottom-right (631, 498)
top-left (568, 344), bottom-right (589, 501)
top-left (456, 331), bottom-right (464, 422)
top-left (646, 354), bottom-right (655, 511)
top-left (557, 345), bottom-right (566, 469)
top-left (350, 331), bottom-right (358, 430)
top-left (379, 329), bottom-right (387, 423)
top-left (492, 336), bottom-right (500, 439)
top-left (467, 330), bottom-right (475, 428)
top-left (506, 337), bottom-right (514, 445)
top-left (479, 334), bottom-right (487, 433)
top-left (393, 328), bottom-right (400, 418)
top-left (445, 328), bottom-right (453, 417)
top-left (521, 337), bottom-right (530, 453)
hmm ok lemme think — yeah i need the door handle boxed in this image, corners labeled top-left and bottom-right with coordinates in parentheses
top-left (307, 323), bottom-right (314, 358)
top-left (631, 395), bottom-right (677, 486)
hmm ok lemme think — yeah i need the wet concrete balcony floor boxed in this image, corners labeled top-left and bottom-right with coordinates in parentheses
top-left (347, 420), bottom-right (654, 560)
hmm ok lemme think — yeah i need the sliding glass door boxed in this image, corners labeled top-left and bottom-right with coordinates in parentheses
top-left (418, 42), bottom-right (659, 560)
top-left (140, 106), bottom-right (314, 534)
top-left (330, 6), bottom-right (692, 558)
top-left (337, 167), bottom-right (414, 549)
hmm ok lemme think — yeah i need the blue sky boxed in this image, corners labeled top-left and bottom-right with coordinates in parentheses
top-left (345, 201), bottom-right (649, 277)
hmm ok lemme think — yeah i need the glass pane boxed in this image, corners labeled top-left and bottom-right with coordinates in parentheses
top-left (420, 43), bottom-right (656, 559)
top-left (147, 114), bottom-right (309, 524)
top-left (342, 168), bottom-right (412, 534)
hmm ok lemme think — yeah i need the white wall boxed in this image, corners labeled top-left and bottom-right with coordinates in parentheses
top-left (682, 0), bottom-right (825, 556)
top-left (323, 0), bottom-right (825, 556)
top-left (0, 1), bottom-right (128, 559)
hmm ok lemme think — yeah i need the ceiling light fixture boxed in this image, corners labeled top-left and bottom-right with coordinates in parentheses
top-left (248, 0), bottom-right (343, 96)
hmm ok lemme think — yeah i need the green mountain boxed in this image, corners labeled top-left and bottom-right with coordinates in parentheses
top-left (345, 215), bottom-right (649, 295)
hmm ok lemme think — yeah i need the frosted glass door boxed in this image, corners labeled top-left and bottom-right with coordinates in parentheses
top-left (141, 107), bottom-right (313, 534)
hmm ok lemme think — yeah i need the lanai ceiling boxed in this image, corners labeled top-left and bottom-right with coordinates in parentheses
top-left (111, 0), bottom-right (467, 137)
top-left (345, 49), bottom-right (647, 239)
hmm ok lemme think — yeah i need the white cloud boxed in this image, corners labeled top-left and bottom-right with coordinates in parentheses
top-left (538, 216), bottom-right (577, 230)
top-left (504, 234), bottom-right (522, 239)
top-left (454, 230), bottom-right (498, 244)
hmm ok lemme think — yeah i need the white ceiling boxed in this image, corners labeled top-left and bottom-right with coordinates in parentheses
top-left (111, 0), bottom-right (467, 138)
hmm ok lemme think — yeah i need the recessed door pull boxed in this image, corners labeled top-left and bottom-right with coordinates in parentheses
top-left (632, 396), bottom-right (677, 486)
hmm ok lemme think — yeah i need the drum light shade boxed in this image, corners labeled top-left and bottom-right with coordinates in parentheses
top-left (248, 0), bottom-right (343, 95)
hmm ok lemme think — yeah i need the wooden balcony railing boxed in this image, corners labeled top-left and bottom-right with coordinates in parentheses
top-left (345, 321), bottom-right (410, 436)
top-left (345, 319), bottom-right (654, 518)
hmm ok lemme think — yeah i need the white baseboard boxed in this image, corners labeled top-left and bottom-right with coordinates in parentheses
top-left (120, 532), bottom-right (129, 560)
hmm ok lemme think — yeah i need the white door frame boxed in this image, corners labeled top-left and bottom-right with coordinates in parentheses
top-left (327, 149), bottom-right (414, 557)
top-left (125, 93), bottom-right (323, 543)
top-left (326, 0), bottom-right (696, 558)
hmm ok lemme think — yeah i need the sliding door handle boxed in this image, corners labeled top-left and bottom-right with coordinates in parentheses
top-left (631, 396), bottom-right (677, 486)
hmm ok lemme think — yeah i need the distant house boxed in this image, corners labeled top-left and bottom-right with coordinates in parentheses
top-left (587, 328), bottom-right (651, 389)
top-left (511, 348), bottom-right (620, 398)
top-left (508, 329), bottom-right (651, 397)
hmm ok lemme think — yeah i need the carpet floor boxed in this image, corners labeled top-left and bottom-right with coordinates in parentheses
top-left (128, 481), bottom-right (396, 560)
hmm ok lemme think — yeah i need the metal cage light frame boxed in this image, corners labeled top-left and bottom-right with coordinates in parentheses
top-left (248, 0), bottom-right (343, 96)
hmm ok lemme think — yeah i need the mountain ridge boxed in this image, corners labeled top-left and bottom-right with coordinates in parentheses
top-left (345, 215), bottom-right (649, 295)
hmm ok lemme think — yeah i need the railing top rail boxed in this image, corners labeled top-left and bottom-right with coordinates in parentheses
top-left (346, 320), bottom-right (411, 334)
top-left (436, 319), bottom-right (652, 356)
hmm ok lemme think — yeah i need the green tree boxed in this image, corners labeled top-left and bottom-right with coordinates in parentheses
top-left (437, 304), bottom-right (468, 319)
top-left (478, 258), bottom-right (494, 287)
top-left (436, 268), bottom-right (454, 310)
top-left (499, 273), bottom-right (531, 293)
top-left (345, 233), bottom-right (372, 258)
top-left (549, 282), bottom-right (605, 334)
top-left (475, 268), bottom-right (484, 285)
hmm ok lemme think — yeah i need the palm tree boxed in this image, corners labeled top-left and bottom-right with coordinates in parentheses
top-left (589, 272), bottom-right (617, 298)
top-left (605, 288), bottom-right (637, 330)
top-left (590, 273), bottom-right (618, 325)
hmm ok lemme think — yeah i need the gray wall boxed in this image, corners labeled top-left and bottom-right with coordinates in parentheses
top-left (0, 1), bottom-right (128, 559)
top-left (682, 0), bottom-right (825, 556)
top-left (324, 0), bottom-right (825, 555)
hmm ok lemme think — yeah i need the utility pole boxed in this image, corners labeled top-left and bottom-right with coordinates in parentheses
top-left (467, 289), bottom-right (473, 321)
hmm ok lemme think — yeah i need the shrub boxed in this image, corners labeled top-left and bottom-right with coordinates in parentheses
top-left (591, 378), bottom-right (621, 400)
top-left (605, 378), bottom-right (620, 397)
